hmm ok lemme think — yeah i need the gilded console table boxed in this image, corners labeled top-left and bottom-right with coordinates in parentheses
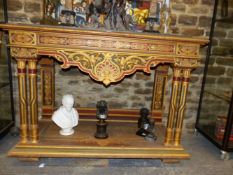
top-left (0, 23), bottom-right (208, 161)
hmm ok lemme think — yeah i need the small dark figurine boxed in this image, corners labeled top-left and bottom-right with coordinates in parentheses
top-left (95, 100), bottom-right (108, 139)
top-left (136, 108), bottom-right (157, 142)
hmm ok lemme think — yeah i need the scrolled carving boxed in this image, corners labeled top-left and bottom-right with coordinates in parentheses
top-left (38, 49), bottom-right (171, 85)
top-left (11, 47), bottom-right (38, 58)
top-left (10, 31), bottom-right (36, 45)
top-left (39, 35), bottom-right (175, 54)
top-left (174, 58), bottom-right (199, 69)
top-left (176, 43), bottom-right (199, 57)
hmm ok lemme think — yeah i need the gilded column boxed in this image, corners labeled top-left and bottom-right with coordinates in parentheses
top-left (164, 68), bottom-right (181, 145)
top-left (174, 68), bottom-right (191, 146)
top-left (28, 59), bottom-right (39, 143)
top-left (16, 59), bottom-right (28, 143)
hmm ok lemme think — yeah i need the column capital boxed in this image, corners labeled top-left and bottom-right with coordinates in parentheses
top-left (11, 47), bottom-right (38, 59)
top-left (173, 58), bottom-right (199, 69)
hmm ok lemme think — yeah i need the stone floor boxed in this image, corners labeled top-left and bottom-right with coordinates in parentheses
top-left (0, 132), bottom-right (232, 175)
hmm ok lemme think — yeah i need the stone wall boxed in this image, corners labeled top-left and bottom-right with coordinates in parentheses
top-left (6, 0), bottom-right (218, 132)
top-left (0, 33), bottom-right (12, 120)
top-left (198, 2), bottom-right (233, 124)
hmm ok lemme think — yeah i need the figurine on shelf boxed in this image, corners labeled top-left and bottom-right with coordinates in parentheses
top-left (95, 100), bottom-right (108, 139)
top-left (74, 0), bottom-right (88, 27)
top-left (52, 94), bottom-right (79, 136)
top-left (55, 0), bottom-right (66, 21)
top-left (136, 108), bottom-right (157, 141)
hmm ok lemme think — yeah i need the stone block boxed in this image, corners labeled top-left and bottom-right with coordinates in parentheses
top-left (201, 0), bottom-right (215, 5)
top-left (178, 15), bottom-right (198, 25)
top-left (132, 102), bottom-right (146, 108)
top-left (205, 76), bottom-right (216, 84)
top-left (227, 68), bottom-right (233, 76)
top-left (134, 88), bottom-right (152, 95)
top-left (228, 30), bottom-right (233, 38)
top-left (213, 29), bottom-right (227, 38)
top-left (212, 47), bottom-right (229, 56)
top-left (114, 87), bottom-right (128, 93)
top-left (172, 3), bottom-right (186, 12)
top-left (129, 96), bottom-right (141, 101)
top-left (216, 57), bottom-right (233, 66)
top-left (217, 77), bottom-right (232, 85)
top-left (108, 101), bottom-right (127, 108)
top-left (8, 0), bottom-right (23, 11)
top-left (25, 2), bottom-right (41, 13)
top-left (189, 7), bottom-right (209, 14)
top-left (199, 16), bottom-right (212, 27)
top-left (219, 39), bottom-right (233, 47)
top-left (181, 28), bottom-right (204, 36)
top-left (68, 80), bottom-right (79, 85)
top-left (216, 22), bottom-right (233, 29)
top-left (8, 12), bottom-right (28, 23)
top-left (183, 0), bottom-right (199, 4)
top-left (207, 66), bottom-right (225, 76)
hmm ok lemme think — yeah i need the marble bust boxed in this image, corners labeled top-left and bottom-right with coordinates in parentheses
top-left (52, 94), bottom-right (79, 136)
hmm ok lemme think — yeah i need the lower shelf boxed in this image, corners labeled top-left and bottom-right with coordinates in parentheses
top-left (8, 120), bottom-right (190, 160)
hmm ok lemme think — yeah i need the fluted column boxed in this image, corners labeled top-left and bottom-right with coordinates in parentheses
top-left (174, 68), bottom-right (191, 146)
top-left (164, 68), bottom-right (181, 145)
top-left (28, 59), bottom-right (39, 143)
top-left (16, 59), bottom-right (28, 143)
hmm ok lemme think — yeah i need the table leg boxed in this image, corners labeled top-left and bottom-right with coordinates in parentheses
top-left (28, 59), bottom-right (39, 143)
top-left (165, 68), bottom-right (181, 145)
top-left (174, 68), bottom-right (191, 146)
top-left (16, 59), bottom-right (28, 143)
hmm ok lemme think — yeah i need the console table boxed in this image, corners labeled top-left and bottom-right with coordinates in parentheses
top-left (0, 23), bottom-right (208, 162)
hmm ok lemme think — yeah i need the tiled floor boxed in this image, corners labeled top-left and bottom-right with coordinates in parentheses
top-left (0, 132), bottom-right (232, 175)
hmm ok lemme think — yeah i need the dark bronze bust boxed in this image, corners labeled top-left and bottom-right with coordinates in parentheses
top-left (136, 108), bottom-right (157, 141)
top-left (95, 100), bottom-right (108, 139)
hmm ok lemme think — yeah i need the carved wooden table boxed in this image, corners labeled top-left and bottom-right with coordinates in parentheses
top-left (0, 24), bottom-right (208, 162)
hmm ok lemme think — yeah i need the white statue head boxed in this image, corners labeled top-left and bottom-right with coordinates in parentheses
top-left (62, 94), bottom-right (74, 112)
top-left (60, 0), bottom-right (66, 6)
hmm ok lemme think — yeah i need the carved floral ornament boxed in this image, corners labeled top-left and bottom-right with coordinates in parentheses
top-left (9, 31), bottom-right (36, 45)
top-left (10, 45), bottom-right (199, 85)
top-left (38, 49), bottom-right (174, 86)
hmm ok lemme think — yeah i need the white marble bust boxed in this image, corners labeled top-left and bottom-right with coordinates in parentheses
top-left (52, 94), bottom-right (79, 136)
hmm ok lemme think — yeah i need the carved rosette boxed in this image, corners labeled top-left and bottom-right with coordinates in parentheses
top-left (9, 31), bottom-right (36, 45)
top-left (39, 49), bottom-right (171, 85)
top-left (176, 43), bottom-right (199, 57)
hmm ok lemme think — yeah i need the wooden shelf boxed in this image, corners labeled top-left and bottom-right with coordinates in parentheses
top-left (8, 120), bottom-right (190, 160)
